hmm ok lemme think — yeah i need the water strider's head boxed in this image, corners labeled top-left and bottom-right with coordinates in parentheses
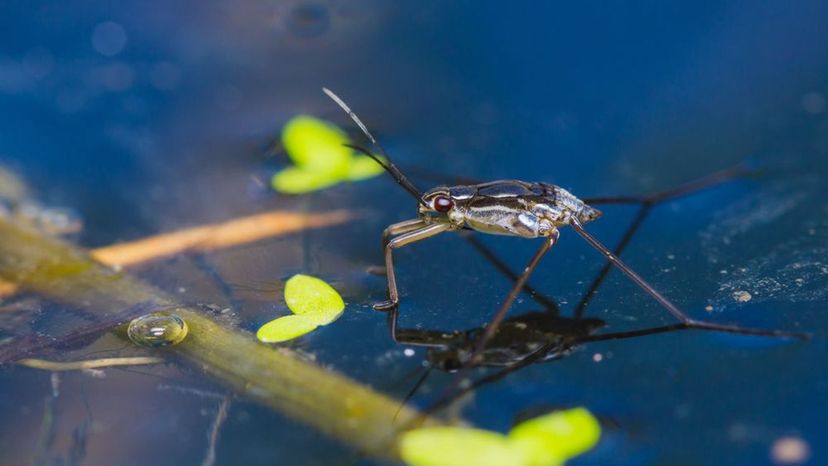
top-left (418, 186), bottom-right (466, 226)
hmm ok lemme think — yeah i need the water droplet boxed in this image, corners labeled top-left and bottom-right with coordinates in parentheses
top-left (128, 312), bottom-right (188, 347)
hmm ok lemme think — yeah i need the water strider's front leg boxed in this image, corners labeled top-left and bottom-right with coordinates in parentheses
top-left (375, 223), bottom-right (452, 311)
top-left (382, 219), bottom-right (427, 249)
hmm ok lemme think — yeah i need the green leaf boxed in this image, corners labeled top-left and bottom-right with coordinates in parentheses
top-left (400, 427), bottom-right (525, 466)
top-left (284, 274), bottom-right (345, 325)
top-left (399, 408), bottom-right (600, 466)
top-left (345, 154), bottom-right (386, 181)
top-left (281, 115), bottom-right (351, 175)
top-left (271, 167), bottom-right (343, 194)
top-left (273, 115), bottom-right (386, 194)
top-left (256, 315), bottom-right (320, 343)
top-left (256, 275), bottom-right (345, 343)
top-left (508, 407), bottom-right (601, 466)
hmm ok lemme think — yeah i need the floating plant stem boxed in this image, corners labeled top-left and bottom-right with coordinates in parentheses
top-left (0, 217), bottom-right (442, 462)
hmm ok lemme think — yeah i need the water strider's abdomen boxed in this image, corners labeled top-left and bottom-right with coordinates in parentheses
top-left (451, 180), bottom-right (601, 238)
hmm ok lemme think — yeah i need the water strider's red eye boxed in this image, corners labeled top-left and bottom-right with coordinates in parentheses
top-left (433, 195), bottom-right (453, 213)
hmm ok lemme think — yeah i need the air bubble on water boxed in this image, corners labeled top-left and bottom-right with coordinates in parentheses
top-left (127, 312), bottom-right (189, 347)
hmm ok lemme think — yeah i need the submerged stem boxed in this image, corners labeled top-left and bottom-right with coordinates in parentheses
top-left (0, 219), bottom-right (441, 461)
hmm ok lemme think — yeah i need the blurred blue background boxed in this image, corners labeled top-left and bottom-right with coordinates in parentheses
top-left (0, 1), bottom-right (826, 465)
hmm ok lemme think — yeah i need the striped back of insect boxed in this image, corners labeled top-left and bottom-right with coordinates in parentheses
top-left (418, 180), bottom-right (601, 238)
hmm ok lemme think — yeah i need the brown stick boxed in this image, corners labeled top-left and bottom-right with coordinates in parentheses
top-left (0, 209), bottom-right (355, 299)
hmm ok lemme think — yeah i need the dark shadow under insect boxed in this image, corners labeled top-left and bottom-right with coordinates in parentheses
top-left (321, 88), bottom-right (810, 398)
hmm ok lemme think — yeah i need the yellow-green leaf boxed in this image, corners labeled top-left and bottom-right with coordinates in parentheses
top-left (284, 274), bottom-right (345, 325)
top-left (508, 407), bottom-right (600, 466)
top-left (256, 315), bottom-right (320, 343)
top-left (400, 427), bottom-right (525, 466)
top-left (271, 166), bottom-right (343, 194)
top-left (346, 154), bottom-right (386, 181)
top-left (281, 115), bottom-right (351, 174)
top-left (273, 115), bottom-right (386, 194)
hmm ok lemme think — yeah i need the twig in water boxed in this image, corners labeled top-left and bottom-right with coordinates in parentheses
top-left (202, 396), bottom-right (231, 466)
top-left (18, 356), bottom-right (165, 371)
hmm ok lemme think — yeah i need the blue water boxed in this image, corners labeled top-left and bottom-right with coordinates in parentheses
top-left (1, 2), bottom-right (826, 465)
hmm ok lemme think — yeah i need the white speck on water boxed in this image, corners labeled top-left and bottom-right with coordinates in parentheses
top-left (403, 348), bottom-right (415, 357)
top-left (592, 353), bottom-right (603, 362)
top-left (704, 305), bottom-right (714, 312)
top-left (733, 290), bottom-right (752, 302)
top-left (697, 173), bottom-right (826, 305)
top-left (667, 254), bottom-right (675, 260)
top-left (770, 436), bottom-right (810, 464)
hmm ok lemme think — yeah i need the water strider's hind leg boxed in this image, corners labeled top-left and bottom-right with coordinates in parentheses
top-left (569, 218), bottom-right (810, 339)
top-left (572, 165), bottom-right (749, 318)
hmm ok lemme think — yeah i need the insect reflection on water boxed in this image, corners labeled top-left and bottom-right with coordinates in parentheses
top-left (322, 88), bottom-right (809, 390)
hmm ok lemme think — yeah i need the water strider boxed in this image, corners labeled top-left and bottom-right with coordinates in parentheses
top-left (322, 88), bottom-right (809, 374)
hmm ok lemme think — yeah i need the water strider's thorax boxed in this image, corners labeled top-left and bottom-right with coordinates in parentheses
top-left (418, 180), bottom-right (601, 238)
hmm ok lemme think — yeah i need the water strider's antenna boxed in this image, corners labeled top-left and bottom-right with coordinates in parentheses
top-left (322, 88), bottom-right (428, 207)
